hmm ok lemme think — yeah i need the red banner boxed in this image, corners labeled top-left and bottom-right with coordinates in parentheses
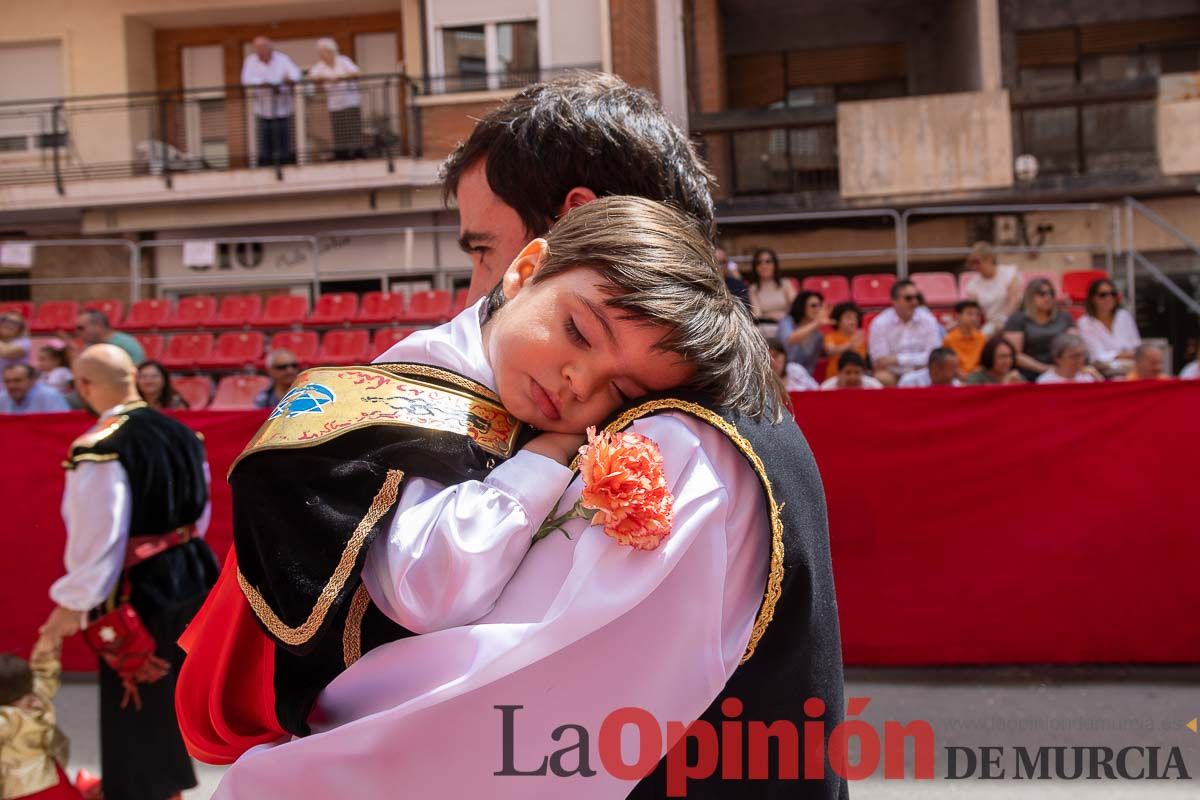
top-left (2, 381), bottom-right (1198, 670)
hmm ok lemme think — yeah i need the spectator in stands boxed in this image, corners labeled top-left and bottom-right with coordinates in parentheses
top-left (0, 312), bottom-right (31, 369)
top-left (1004, 278), bottom-right (1077, 381)
top-left (137, 360), bottom-right (189, 409)
top-left (777, 290), bottom-right (828, 374)
top-left (966, 335), bottom-right (1026, 385)
top-left (241, 36), bottom-right (302, 166)
top-left (715, 243), bottom-right (750, 310)
top-left (899, 347), bottom-right (961, 388)
top-left (943, 300), bottom-right (987, 378)
top-left (0, 363), bottom-right (69, 414)
top-left (820, 351), bottom-right (882, 390)
top-left (867, 279), bottom-right (944, 387)
top-left (767, 338), bottom-right (818, 393)
top-left (1182, 349), bottom-right (1200, 380)
top-left (823, 302), bottom-right (866, 374)
top-left (1078, 278), bottom-right (1141, 376)
top-left (961, 241), bottom-right (1021, 335)
top-left (255, 348), bottom-right (300, 408)
top-left (74, 310), bottom-right (144, 366)
top-left (1036, 334), bottom-right (1098, 384)
top-left (747, 248), bottom-right (796, 338)
top-left (308, 39), bottom-right (364, 161)
top-left (35, 343), bottom-right (72, 394)
top-left (1127, 343), bottom-right (1168, 381)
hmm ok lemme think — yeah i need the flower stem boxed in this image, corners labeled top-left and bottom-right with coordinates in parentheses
top-left (532, 498), bottom-right (587, 543)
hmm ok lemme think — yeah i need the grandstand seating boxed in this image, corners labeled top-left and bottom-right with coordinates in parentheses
top-left (268, 330), bottom-right (319, 365)
top-left (172, 375), bottom-right (213, 410)
top-left (123, 299), bottom-right (173, 331)
top-left (451, 288), bottom-right (470, 315)
top-left (168, 295), bottom-right (218, 328)
top-left (28, 301), bottom-right (79, 334)
top-left (372, 326), bottom-right (415, 356)
top-left (911, 272), bottom-right (959, 307)
top-left (356, 292), bottom-right (407, 324)
top-left (210, 374), bottom-right (271, 410)
top-left (211, 294), bottom-right (263, 329)
top-left (957, 270), bottom-right (980, 299)
top-left (83, 299), bottom-right (124, 327)
top-left (258, 294), bottom-right (308, 328)
top-left (1022, 270), bottom-right (1060, 293)
top-left (802, 276), bottom-right (852, 305)
top-left (308, 292), bottom-right (359, 325)
top-left (161, 333), bottom-right (214, 370)
top-left (852, 274), bottom-right (895, 308)
top-left (133, 334), bottom-right (164, 362)
top-left (203, 331), bottom-right (265, 371)
top-left (314, 329), bottom-right (370, 366)
top-left (398, 289), bottom-right (453, 324)
top-left (1061, 270), bottom-right (1107, 303)
top-left (0, 301), bottom-right (33, 319)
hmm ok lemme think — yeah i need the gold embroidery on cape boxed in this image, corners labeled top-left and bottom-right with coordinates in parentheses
top-left (230, 365), bottom-right (519, 475)
top-left (343, 583), bottom-right (371, 668)
top-left (62, 452), bottom-right (121, 471)
top-left (239, 469), bottom-right (404, 647)
top-left (69, 414), bottom-right (129, 454)
top-left (601, 400), bottom-right (785, 665)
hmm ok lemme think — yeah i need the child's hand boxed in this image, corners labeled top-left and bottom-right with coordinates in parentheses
top-left (523, 432), bottom-right (587, 466)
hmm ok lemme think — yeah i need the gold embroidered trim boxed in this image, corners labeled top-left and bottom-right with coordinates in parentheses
top-left (238, 469), bottom-right (405, 647)
top-left (343, 583), bottom-right (371, 668)
top-left (63, 452), bottom-right (120, 470)
top-left (372, 362), bottom-right (501, 403)
top-left (602, 400), bottom-right (784, 665)
top-left (69, 415), bottom-right (129, 453)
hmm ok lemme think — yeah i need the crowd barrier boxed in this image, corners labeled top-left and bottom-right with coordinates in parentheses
top-left (2, 380), bottom-right (1197, 671)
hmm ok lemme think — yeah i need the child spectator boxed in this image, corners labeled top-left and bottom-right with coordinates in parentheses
top-left (35, 344), bottom-right (73, 395)
top-left (943, 300), bottom-right (986, 377)
top-left (820, 351), bottom-right (883, 390)
top-left (823, 302), bottom-right (866, 375)
top-left (767, 338), bottom-right (818, 393)
top-left (0, 636), bottom-right (83, 799)
top-left (1036, 334), bottom-right (1099, 384)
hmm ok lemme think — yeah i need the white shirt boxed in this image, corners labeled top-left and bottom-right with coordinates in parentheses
top-left (50, 404), bottom-right (212, 612)
top-left (213, 302), bottom-right (771, 798)
top-left (1036, 370), bottom-right (1098, 384)
top-left (963, 264), bottom-right (1020, 335)
top-left (1181, 361), bottom-right (1200, 380)
top-left (867, 307), bottom-right (944, 375)
top-left (898, 368), bottom-right (961, 388)
top-left (1077, 310), bottom-right (1141, 365)
top-left (782, 362), bottom-right (818, 392)
top-left (820, 375), bottom-right (883, 390)
top-left (307, 55), bottom-right (361, 111)
top-left (241, 51), bottom-right (302, 118)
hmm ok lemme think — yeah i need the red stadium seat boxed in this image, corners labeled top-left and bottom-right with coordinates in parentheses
top-left (258, 294), bottom-right (309, 328)
top-left (852, 274), bottom-right (896, 308)
top-left (451, 288), bottom-right (470, 314)
top-left (203, 331), bottom-right (265, 370)
top-left (1021, 270), bottom-right (1060, 293)
top-left (268, 330), bottom-right (319, 365)
top-left (308, 293), bottom-right (359, 325)
top-left (801, 276), bottom-right (851, 305)
top-left (210, 374), bottom-right (271, 411)
top-left (0, 301), bottom-right (33, 319)
top-left (133, 334), bottom-right (164, 362)
top-left (784, 277), bottom-right (801, 295)
top-left (356, 292), bottom-right (407, 324)
top-left (83, 299), bottom-right (125, 327)
top-left (1067, 305), bottom-right (1086, 321)
top-left (211, 294), bottom-right (263, 329)
top-left (397, 289), bottom-right (453, 324)
top-left (314, 329), bottom-right (370, 366)
top-left (911, 272), bottom-right (959, 307)
top-left (160, 333), bottom-right (214, 370)
top-left (172, 375), bottom-right (213, 410)
top-left (168, 295), bottom-right (217, 328)
top-left (123, 299), bottom-right (173, 331)
top-left (28, 301), bottom-right (79, 334)
top-left (1061, 270), bottom-right (1107, 304)
top-left (372, 326), bottom-right (416, 356)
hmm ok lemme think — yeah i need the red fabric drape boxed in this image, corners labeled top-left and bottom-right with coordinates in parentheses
top-left (2, 381), bottom-right (1198, 669)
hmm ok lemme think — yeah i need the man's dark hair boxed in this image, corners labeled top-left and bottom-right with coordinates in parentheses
top-left (928, 347), bottom-right (957, 368)
top-left (78, 309), bottom-right (111, 329)
top-left (838, 350), bottom-right (867, 371)
top-left (3, 363), bottom-right (35, 380)
top-left (441, 72), bottom-right (715, 240)
top-left (0, 652), bottom-right (32, 706)
top-left (890, 279), bottom-right (916, 300)
top-left (954, 299), bottom-right (981, 315)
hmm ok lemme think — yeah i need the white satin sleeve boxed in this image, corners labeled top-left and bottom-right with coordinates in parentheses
top-left (195, 461), bottom-right (213, 538)
top-left (50, 461), bottom-right (132, 612)
top-left (361, 450), bottom-right (576, 633)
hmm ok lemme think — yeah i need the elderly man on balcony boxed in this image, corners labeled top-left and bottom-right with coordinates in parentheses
top-left (241, 36), bottom-right (302, 167)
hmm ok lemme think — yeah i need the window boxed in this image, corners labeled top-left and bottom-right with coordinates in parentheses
top-left (442, 26), bottom-right (488, 92)
top-left (436, 21), bottom-right (539, 93)
top-left (496, 22), bottom-right (539, 87)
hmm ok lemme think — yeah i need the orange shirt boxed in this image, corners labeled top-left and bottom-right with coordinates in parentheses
top-left (944, 327), bottom-right (987, 374)
top-left (823, 331), bottom-right (867, 374)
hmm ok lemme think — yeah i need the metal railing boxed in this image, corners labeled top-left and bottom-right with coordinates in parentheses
top-left (0, 72), bottom-right (419, 192)
top-left (1122, 197), bottom-right (1200, 316)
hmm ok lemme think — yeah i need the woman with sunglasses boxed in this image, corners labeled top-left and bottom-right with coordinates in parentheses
top-left (1077, 278), bottom-right (1141, 376)
top-left (1003, 278), bottom-right (1078, 381)
top-left (746, 248), bottom-right (796, 338)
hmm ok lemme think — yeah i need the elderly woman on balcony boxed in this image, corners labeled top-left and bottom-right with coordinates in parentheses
top-left (308, 38), bottom-right (365, 160)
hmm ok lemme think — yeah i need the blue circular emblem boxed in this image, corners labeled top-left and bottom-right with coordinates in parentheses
top-left (270, 383), bottom-right (336, 419)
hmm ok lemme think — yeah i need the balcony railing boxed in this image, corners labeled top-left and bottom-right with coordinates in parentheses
top-left (411, 64), bottom-right (602, 96)
top-left (0, 73), bottom-right (420, 193)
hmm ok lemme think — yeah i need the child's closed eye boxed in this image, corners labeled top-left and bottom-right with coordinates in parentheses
top-left (564, 317), bottom-right (589, 348)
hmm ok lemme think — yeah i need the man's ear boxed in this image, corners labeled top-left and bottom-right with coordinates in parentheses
top-left (501, 239), bottom-right (550, 300)
top-left (555, 186), bottom-right (598, 220)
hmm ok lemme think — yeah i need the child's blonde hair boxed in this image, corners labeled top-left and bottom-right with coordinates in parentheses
top-left (490, 196), bottom-right (781, 420)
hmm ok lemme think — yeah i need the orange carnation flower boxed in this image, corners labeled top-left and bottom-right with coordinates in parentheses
top-left (534, 427), bottom-right (674, 551)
